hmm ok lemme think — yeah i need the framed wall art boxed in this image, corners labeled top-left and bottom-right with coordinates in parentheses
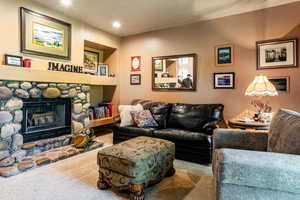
top-left (4, 54), bottom-right (23, 67)
top-left (131, 56), bottom-right (141, 71)
top-left (84, 50), bottom-right (99, 74)
top-left (213, 72), bottom-right (235, 89)
top-left (97, 64), bottom-right (109, 77)
top-left (257, 38), bottom-right (297, 70)
top-left (20, 7), bottom-right (72, 60)
top-left (154, 59), bottom-right (163, 72)
top-left (215, 44), bottom-right (234, 66)
top-left (130, 74), bottom-right (141, 85)
top-left (268, 76), bottom-right (290, 93)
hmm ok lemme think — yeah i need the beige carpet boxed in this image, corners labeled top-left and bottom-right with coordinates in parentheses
top-left (0, 134), bottom-right (215, 200)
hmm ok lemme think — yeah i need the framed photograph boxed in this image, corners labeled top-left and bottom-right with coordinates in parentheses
top-left (257, 38), bottom-right (297, 70)
top-left (130, 74), bottom-right (141, 85)
top-left (5, 55), bottom-right (23, 67)
top-left (84, 50), bottom-right (99, 74)
top-left (213, 72), bottom-right (235, 89)
top-left (154, 59), bottom-right (163, 71)
top-left (268, 76), bottom-right (290, 93)
top-left (20, 7), bottom-right (72, 60)
top-left (215, 45), bottom-right (234, 66)
top-left (98, 64), bottom-right (109, 77)
top-left (131, 56), bottom-right (141, 71)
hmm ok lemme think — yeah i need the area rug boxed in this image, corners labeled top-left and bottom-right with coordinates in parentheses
top-left (0, 146), bottom-right (214, 200)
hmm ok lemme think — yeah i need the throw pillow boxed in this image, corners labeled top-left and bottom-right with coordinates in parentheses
top-left (268, 109), bottom-right (300, 155)
top-left (118, 104), bottom-right (143, 127)
top-left (131, 110), bottom-right (159, 128)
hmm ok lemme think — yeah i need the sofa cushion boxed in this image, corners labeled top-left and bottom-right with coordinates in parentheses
top-left (113, 123), bottom-right (155, 137)
top-left (268, 109), bottom-right (300, 155)
top-left (214, 148), bottom-right (300, 194)
top-left (153, 128), bottom-right (210, 143)
top-left (167, 103), bottom-right (223, 131)
top-left (149, 102), bottom-right (172, 128)
top-left (131, 110), bottom-right (159, 128)
top-left (131, 99), bottom-right (153, 110)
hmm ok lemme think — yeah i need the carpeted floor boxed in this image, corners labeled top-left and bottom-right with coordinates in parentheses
top-left (0, 134), bottom-right (215, 200)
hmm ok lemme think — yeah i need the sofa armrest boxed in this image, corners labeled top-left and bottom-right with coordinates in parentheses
top-left (203, 120), bottom-right (228, 135)
top-left (213, 128), bottom-right (268, 151)
top-left (203, 121), bottom-right (218, 135)
top-left (214, 149), bottom-right (300, 194)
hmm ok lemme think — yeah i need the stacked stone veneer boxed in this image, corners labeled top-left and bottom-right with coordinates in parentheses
top-left (0, 80), bottom-right (90, 176)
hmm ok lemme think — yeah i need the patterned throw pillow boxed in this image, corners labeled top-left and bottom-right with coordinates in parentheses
top-left (131, 110), bottom-right (159, 128)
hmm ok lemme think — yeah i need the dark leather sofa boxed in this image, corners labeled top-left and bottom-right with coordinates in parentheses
top-left (113, 100), bottom-right (225, 164)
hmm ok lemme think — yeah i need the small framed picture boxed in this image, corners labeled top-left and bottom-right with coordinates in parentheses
top-left (268, 76), bottom-right (290, 93)
top-left (131, 56), bottom-right (141, 72)
top-left (98, 64), bottom-right (109, 77)
top-left (154, 59), bottom-right (163, 72)
top-left (257, 38), bottom-right (297, 70)
top-left (84, 50), bottom-right (99, 74)
top-left (215, 45), bottom-right (234, 66)
top-left (130, 74), bottom-right (141, 85)
top-left (5, 55), bottom-right (23, 67)
top-left (213, 72), bottom-right (235, 89)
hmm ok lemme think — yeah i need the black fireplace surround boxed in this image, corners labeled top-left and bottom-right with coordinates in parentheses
top-left (21, 98), bottom-right (71, 143)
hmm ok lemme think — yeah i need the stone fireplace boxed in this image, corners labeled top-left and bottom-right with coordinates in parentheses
top-left (0, 80), bottom-right (91, 176)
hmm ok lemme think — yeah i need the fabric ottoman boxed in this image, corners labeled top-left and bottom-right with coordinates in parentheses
top-left (97, 136), bottom-right (175, 200)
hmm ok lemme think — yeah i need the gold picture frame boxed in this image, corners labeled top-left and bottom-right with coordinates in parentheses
top-left (20, 7), bottom-right (72, 60)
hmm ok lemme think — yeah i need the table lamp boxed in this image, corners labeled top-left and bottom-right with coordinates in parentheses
top-left (245, 75), bottom-right (278, 121)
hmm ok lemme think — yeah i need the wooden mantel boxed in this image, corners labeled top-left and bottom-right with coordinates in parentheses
top-left (0, 66), bottom-right (117, 86)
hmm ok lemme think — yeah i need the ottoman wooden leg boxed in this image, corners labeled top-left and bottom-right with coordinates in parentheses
top-left (97, 172), bottom-right (110, 190)
top-left (130, 184), bottom-right (145, 200)
top-left (165, 167), bottom-right (176, 177)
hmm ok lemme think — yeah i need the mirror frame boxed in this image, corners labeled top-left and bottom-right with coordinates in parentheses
top-left (152, 53), bottom-right (197, 91)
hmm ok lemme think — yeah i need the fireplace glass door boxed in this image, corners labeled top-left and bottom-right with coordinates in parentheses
top-left (22, 98), bottom-right (71, 143)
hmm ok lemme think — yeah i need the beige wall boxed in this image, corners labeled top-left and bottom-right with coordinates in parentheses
top-left (0, 0), bottom-right (120, 70)
top-left (120, 2), bottom-right (300, 119)
top-left (0, 0), bottom-right (121, 116)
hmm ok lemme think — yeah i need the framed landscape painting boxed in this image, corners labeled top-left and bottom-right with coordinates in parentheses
top-left (215, 44), bottom-right (234, 66)
top-left (257, 38), bottom-right (297, 70)
top-left (213, 72), bottom-right (235, 89)
top-left (84, 50), bottom-right (99, 74)
top-left (268, 76), bottom-right (290, 93)
top-left (20, 7), bottom-right (72, 60)
top-left (154, 59), bottom-right (163, 72)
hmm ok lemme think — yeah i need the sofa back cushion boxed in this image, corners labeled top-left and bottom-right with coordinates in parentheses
top-left (167, 104), bottom-right (224, 131)
top-left (149, 102), bottom-right (172, 128)
top-left (131, 99), bottom-right (153, 110)
top-left (268, 109), bottom-right (300, 155)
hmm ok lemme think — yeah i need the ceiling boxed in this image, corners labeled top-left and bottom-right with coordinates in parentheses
top-left (31, 0), bottom-right (300, 37)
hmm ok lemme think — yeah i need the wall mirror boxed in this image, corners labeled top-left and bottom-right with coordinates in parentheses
top-left (152, 53), bottom-right (197, 91)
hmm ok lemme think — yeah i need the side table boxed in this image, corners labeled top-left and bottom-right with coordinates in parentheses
top-left (228, 119), bottom-right (270, 130)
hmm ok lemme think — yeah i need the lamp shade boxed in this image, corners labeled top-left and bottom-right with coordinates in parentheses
top-left (245, 75), bottom-right (278, 96)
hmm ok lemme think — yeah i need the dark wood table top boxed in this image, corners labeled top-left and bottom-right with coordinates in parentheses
top-left (228, 119), bottom-right (270, 130)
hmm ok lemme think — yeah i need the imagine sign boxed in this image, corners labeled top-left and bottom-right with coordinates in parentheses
top-left (48, 62), bottom-right (84, 73)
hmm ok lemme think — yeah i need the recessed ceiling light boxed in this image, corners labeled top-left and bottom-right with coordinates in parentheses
top-left (112, 21), bottom-right (121, 29)
top-left (61, 0), bottom-right (72, 6)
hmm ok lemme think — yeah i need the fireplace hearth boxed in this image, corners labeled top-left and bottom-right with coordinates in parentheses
top-left (22, 98), bottom-right (71, 143)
